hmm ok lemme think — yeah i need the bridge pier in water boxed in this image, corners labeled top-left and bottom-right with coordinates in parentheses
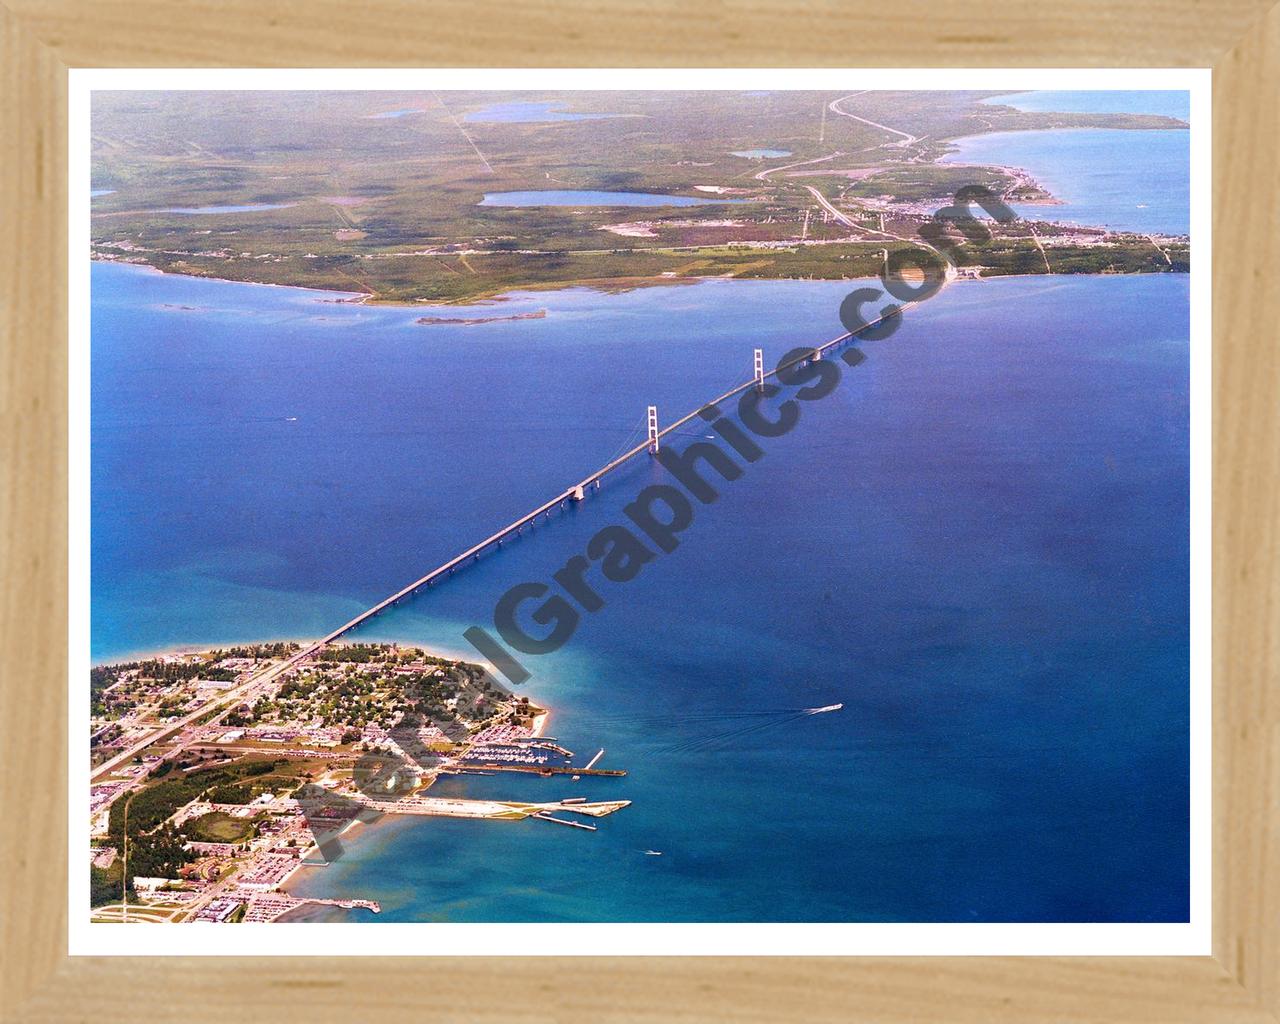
top-left (647, 405), bottom-right (659, 454)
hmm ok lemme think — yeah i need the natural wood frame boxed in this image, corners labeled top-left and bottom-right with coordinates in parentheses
top-left (2, 2), bottom-right (1276, 1020)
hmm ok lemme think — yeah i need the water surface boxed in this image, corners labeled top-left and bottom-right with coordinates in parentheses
top-left (479, 190), bottom-right (753, 207)
top-left (92, 262), bottom-right (1190, 923)
top-left (159, 203), bottom-right (297, 215)
top-left (985, 91), bottom-right (1190, 120)
top-left (464, 101), bottom-right (619, 123)
top-left (943, 128), bottom-right (1189, 235)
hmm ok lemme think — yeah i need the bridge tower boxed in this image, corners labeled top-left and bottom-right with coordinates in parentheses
top-left (753, 348), bottom-right (764, 390)
top-left (647, 405), bottom-right (660, 454)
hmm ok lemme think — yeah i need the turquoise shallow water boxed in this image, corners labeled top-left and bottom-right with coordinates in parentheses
top-left (92, 262), bottom-right (1190, 922)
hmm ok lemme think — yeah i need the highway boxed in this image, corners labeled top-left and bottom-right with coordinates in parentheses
top-left (806, 184), bottom-right (860, 229)
top-left (828, 93), bottom-right (920, 147)
top-left (803, 184), bottom-right (960, 271)
top-left (91, 650), bottom-right (312, 782)
top-left (753, 150), bottom-right (842, 182)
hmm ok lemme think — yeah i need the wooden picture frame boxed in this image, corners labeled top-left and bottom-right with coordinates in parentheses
top-left (2, 2), bottom-right (1276, 1020)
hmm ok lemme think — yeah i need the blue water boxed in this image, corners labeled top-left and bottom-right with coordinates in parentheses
top-left (943, 128), bottom-right (1189, 235)
top-left (731, 149), bottom-right (792, 158)
top-left (367, 108), bottom-right (424, 119)
top-left (986, 91), bottom-right (1190, 120)
top-left (92, 261), bottom-right (1190, 922)
top-left (479, 190), bottom-right (753, 208)
top-left (159, 203), bottom-right (297, 215)
top-left (91, 189), bottom-right (116, 198)
top-left (464, 101), bottom-right (618, 123)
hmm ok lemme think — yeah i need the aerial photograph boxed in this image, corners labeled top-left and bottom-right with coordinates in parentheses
top-left (87, 87), bottom-right (1192, 927)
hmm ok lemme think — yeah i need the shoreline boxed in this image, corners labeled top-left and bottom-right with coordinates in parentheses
top-left (271, 703), bottom-right (561, 907)
top-left (91, 254), bottom-right (1188, 315)
top-left (91, 631), bottom-right (490, 670)
top-left (91, 257), bottom-right (372, 303)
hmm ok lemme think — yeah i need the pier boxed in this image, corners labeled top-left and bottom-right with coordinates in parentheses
top-left (351, 794), bottom-right (631, 821)
top-left (455, 763), bottom-right (626, 778)
top-left (533, 813), bottom-right (597, 830)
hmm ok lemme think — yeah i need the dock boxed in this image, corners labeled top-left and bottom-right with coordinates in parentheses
top-left (533, 813), bottom-right (597, 831)
top-left (456, 762), bottom-right (626, 778)
top-left (353, 793), bottom-right (630, 821)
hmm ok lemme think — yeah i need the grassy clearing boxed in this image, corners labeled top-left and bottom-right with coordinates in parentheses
top-left (183, 810), bottom-right (259, 844)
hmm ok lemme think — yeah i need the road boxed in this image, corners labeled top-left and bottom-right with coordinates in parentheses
top-left (91, 645), bottom-right (321, 782)
top-left (804, 185), bottom-right (927, 248)
top-left (1028, 225), bottom-right (1053, 272)
top-left (753, 150), bottom-right (843, 182)
top-left (805, 184), bottom-right (859, 229)
top-left (1146, 234), bottom-right (1174, 266)
top-left (802, 184), bottom-right (958, 291)
top-left (828, 93), bottom-right (920, 146)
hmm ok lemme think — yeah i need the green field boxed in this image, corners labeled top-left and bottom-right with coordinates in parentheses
top-left (183, 810), bottom-right (259, 844)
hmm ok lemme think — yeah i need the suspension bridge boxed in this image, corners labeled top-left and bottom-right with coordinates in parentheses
top-left (311, 306), bottom-right (918, 650)
top-left (90, 308), bottom-right (900, 783)
top-left (313, 303), bottom-right (924, 652)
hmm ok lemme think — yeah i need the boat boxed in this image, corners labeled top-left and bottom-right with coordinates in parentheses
top-left (644, 850), bottom-right (663, 856)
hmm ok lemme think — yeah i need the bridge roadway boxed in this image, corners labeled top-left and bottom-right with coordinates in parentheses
top-left (91, 309), bottom-right (910, 783)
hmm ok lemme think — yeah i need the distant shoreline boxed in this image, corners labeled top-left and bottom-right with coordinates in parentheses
top-left (91, 254), bottom-right (1189, 315)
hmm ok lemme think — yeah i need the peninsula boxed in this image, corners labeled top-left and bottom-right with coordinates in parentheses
top-left (89, 91), bottom-right (1188, 306)
top-left (89, 642), bottom-right (626, 924)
